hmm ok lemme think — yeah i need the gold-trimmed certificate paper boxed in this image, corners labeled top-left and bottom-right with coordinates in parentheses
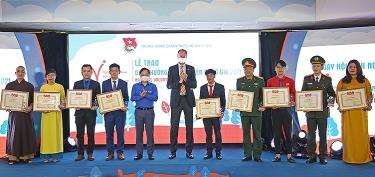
top-left (296, 90), bottom-right (323, 111)
top-left (263, 87), bottom-right (290, 107)
top-left (226, 89), bottom-right (254, 112)
top-left (66, 89), bottom-right (92, 109)
top-left (0, 89), bottom-right (29, 111)
top-left (33, 92), bottom-right (61, 112)
top-left (97, 90), bottom-right (124, 114)
top-left (196, 98), bottom-right (221, 119)
top-left (337, 88), bottom-right (367, 111)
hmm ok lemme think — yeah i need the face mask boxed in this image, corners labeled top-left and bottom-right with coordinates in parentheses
top-left (178, 57), bottom-right (187, 64)
top-left (140, 76), bottom-right (150, 82)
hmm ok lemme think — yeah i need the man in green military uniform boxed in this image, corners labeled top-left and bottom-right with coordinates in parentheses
top-left (236, 58), bottom-right (265, 162)
top-left (301, 55), bottom-right (336, 165)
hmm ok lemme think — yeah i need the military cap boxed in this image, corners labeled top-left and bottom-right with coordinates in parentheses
top-left (310, 55), bottom-right (325, 64)
top-left (242, 58), bottom-right (256, 68)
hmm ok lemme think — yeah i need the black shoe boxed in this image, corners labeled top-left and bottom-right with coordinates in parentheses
top-left (319, 157), bottom-right (327, 165)
top-left (272, 156), bottom-right (281, 162)
top-left (287, 157), bottom-right (296, 163)
top-left (168, 153), bottom-right (176, 159)
top-left (133, 154), bottom-right (143, 160)
top-left (254, 157), bottom-right (262, 162)
top-left (148, 155), bottom-right (155, 160)
top-left (242, 156), bottom-right (252, 161)
top-left (186, 153), bottom-right (194, 159)
top-left (306, 156), bottom-right (317, 164)
top-left (203, 154), bottom-right (213, 160)
top-left (216, 153), bottom-right (223, 160)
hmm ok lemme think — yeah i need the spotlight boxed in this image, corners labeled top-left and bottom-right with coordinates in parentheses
top-left (370, 136), bottom-right (375, 161)
top-left (293, 130), bottom-right (308, 159)
top-left (64, 137), bottom-right (77, 152)
top-left (330, 140), bottom-right (343, 159)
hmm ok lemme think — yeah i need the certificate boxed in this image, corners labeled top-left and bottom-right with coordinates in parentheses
top-left (196, 98), bottom-right (221, 119)
top-left (97, 90), bottom-right (124, 114)
top-left (337, 88), bottom-right (367, 111)
top-left (226, 90), bottom-right (254, 112)
top-left (263, 87), bottom-right (290, 107)
top-left (295, 90), bottom-right (323, 111)
top-left (33, 92), bottom-right (61, 112)
top-left (66, 89), bottom-right (92, 108)
top-left (0, 89), bottom-right (29, 112)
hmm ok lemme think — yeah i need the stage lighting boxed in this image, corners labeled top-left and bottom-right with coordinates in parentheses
top-left (292, 130), bottom-right (308, 159)
top-left (64, 137), bottom-right (77, 152)
top-left (370, 136), bottom-right (375, 161)
top-left (330, 140), bottom-right (343, 159)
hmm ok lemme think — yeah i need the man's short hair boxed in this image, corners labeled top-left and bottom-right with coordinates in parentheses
top-left (109, 63), bottom-right (120, 71)
top-left (81, 64), bottom-right (93, 70)
top-left (139, 68), bottom-right (150, 75)
top-left (177, 49), bottom-right (187, 54)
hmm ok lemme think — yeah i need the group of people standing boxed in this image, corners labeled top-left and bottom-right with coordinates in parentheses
top-left (4, 49), bottom-right (373, 166)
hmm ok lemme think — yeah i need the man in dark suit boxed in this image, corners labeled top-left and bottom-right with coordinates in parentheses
top-left (167, 49), bottom-right (197, 159)
top-left (199, 69), bottom-right (225, 160)
top-left (102, 63), bottom-right (129, 161)
top-left (74, 64), bottom-right (101, 161)
top-left (302, 56), bottom-right (336, 165)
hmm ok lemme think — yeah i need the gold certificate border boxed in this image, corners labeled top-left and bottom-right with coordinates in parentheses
top-left (196, 98), bottom-right (221, 119)
top-left (97, 90), bottom-right (125, 114)
top-left (295, 90), bottom-right (323, 112)
top-left (226, 89), bottom-right (254, 112)
top-left (262, 87), bottom-right (290, 107)
top-left (337, 88), bottom-right (367, 111)
top-left (0, 89), bottom-right (29, 112)
top-left (33, 92), bottom-right (61, 112)
top-left (66, 89), bottom-right (92, 108)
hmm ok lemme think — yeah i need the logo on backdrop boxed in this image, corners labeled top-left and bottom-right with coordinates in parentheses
top-left (122, 37), bottom-right (137, 52)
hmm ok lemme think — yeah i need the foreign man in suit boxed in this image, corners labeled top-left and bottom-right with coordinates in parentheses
top-left (302, 56), bottom-right (336, 165)
top-left (167, 49), bottom-right (197, 159)
top-left (102, 63), bottom-right (129, 161)
top-left (74, 64), bottom-right (101, 161)
top-left (199, 69), bottom-right (225, 160)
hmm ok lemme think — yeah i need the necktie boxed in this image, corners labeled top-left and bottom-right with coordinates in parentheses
top-left (84, 80), bottom-right (89, 89)
top-left (279, 79), bottom-right (283, 87)
top-left (112, 81), bottom-right (117, 90)
top-left (209, 85), bottom-right (213, 97)
top-left (180, 65), bottom-right (186, 95)
top-left (315, 77), bottom-right (319, 83)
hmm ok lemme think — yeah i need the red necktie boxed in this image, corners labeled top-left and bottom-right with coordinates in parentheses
top-left (209, 85), bottom-right (213, 97)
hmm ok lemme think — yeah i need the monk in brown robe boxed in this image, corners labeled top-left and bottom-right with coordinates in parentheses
top-left (5, 66), bottom-right (36, 165)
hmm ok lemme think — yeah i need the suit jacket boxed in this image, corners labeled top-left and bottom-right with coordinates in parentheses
top-left (199, 83), bottom-right (226, 112)
top-left (167, 64), bottom-right (197, 108)
top-left (73, 79), bottom-right (101, 117)
top-left (301, 74), bottom-right (336, 118)
top-left (102, 78), bottom-right (129, 117)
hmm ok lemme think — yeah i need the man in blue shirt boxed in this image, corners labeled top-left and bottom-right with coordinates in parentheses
top-left (131, 68), bottom-right (158, 160)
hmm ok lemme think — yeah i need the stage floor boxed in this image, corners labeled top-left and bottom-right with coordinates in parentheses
top-left (0, 144), bottom-right (374, 177)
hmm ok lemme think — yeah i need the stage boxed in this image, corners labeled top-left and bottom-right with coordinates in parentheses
top-left (1, 144), bottom-right (374, 177)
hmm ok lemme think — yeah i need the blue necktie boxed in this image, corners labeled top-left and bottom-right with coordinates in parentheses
top-left (112, 81), bottom-right (117, 90)
top-left (84, 80), bottom-right (89, 89)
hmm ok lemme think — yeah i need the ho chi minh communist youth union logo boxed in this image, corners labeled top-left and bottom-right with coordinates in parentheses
top-left (122, 37), bottom-right (137, 52)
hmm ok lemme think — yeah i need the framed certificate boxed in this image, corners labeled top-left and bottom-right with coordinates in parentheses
top-left (97, 90), bottom-right (124, 114)
top-left (226, 89), bottom-right (254, 112)
top-left (66, 89), bottom-right (92, 108)
top-left (33, 92), bottom-right (61, 112)
top-left (0, 89), bottom-right (29, 112)
top-left (295, 90), bottom-right (323, 111)
top-left (263, 87), bottom-right (290, 107)
top-left (196, 98), bottom-right (221, 119)
top-left (337, 88), bottom-right (367, 111)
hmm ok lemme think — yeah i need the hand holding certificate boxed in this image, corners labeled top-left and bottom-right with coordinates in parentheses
top-left (66, 89), bottom-right (92, 109)
top-left (0, 89), bottom-right (29, 112)
top-left (33, 92), bottom-right (61, 112)
top-left (196, 98), bottom-right (221, 119)
top-left (263, 87), bottom-right (290, 107)
top-left (226, 90), bottom-right (254, 112)
top-left (97, 90), bottom-right (125, 114)
top-left (295, 90), bottom-right (323, 111)
top-left (337, 88), bottom-right (367, 111)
